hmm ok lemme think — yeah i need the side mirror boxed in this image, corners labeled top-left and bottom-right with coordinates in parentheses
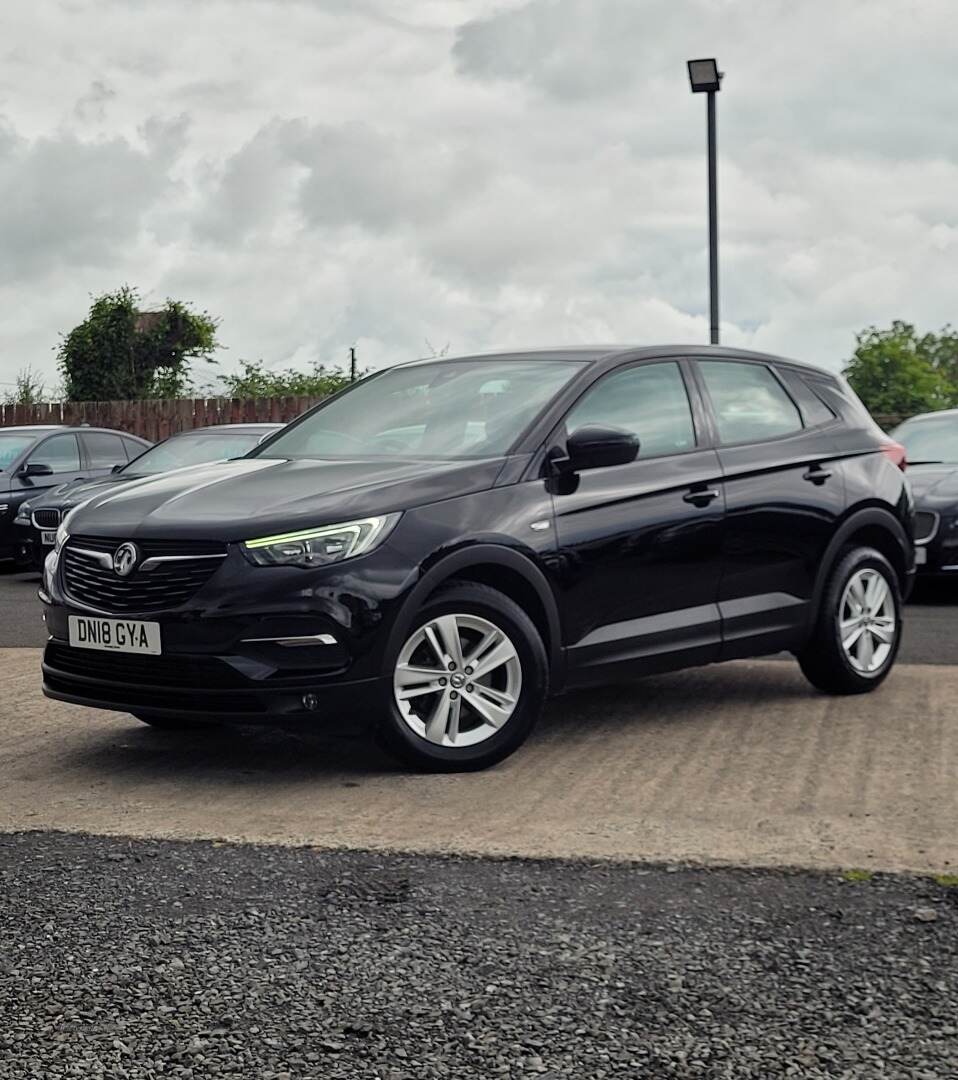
top-left (565, 425), bottom-right (639, 472)
top-left (19, 462), bottom-right (54, 479)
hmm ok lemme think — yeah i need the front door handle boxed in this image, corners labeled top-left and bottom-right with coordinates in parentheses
top-left (683, 488), bottom-right (721, 507)
top-left (803, 466), bottom-right (832, 485)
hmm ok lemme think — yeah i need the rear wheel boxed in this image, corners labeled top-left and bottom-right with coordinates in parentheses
top-left (133, 712), bottom-right (219, 731)
top-left (377, 582), bottom-right (548, 772)
top-left (798, 546), bottom-right (901, 694)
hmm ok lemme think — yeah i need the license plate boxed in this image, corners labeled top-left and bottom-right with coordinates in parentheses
top-left (915, 547), bottom-right (928, 565)
top-left (68, 615), bottom-right (161, 655)
top-left (41, 530), bottom-right (57, 545)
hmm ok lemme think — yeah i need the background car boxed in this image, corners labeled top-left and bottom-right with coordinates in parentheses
top-left (0, 426), bottom-right (150, 563)
top-left (892, 408), bottom-right (958, 575)
top-left (12, 423), bottom-right (283, 568)
top-left (39, 346), bottom-right (914, 772)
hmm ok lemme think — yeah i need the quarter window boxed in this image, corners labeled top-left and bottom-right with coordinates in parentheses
top-left (564, 362), bottom-right (696, 459)
top-left (699, 361), bottom-right (802, 444)
top-left (27, 433), bottom-right (81, 473)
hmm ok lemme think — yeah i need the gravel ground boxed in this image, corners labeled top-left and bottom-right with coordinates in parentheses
top-left (0, 833), bottom-right (956, 1079)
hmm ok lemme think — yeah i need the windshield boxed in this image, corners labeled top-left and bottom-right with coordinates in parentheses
top-left (0, 433), bottom-right (38, 470)
top-left (125, 430), bottom-right (272, 475)
top-left (893, 415), bottom-right (958, 464)
top-left (255, 359), bottom-right (587, 460)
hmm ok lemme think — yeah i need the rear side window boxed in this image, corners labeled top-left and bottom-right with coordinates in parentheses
top-left (699, 361), bottom-right (802, 444)
top-left (777, 370), bottom-right (837, 428)
top-left (83, 432), bottom-right (128, 469)
top-left (122, 437), bottom-right (147, 461)
top-left (564, 361), bottom-right (696, 459)
top-left (27, 433), bottom-right (81, 473)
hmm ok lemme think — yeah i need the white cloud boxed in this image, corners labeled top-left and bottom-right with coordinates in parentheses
top-left (0, 0), bottom-right (956, 398)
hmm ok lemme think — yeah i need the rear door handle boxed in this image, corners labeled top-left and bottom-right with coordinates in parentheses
top-left (683, 488), bottom-right (721, 507)
top-left (803, 466), bottom-right (832, 485)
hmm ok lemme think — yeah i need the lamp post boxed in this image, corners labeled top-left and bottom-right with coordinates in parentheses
top-left (687, 58), bottom-right (723, 345)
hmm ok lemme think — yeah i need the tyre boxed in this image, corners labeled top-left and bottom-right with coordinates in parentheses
top-left (378, 582), bottom-right (549, 772)
top-left (133, 712), bottom-right (219, 731)
top-left (798, 546), bottom-right (902, 694)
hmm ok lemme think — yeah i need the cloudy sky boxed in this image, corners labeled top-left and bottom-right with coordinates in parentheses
top-left (0, 0), bottom-right (956, 394)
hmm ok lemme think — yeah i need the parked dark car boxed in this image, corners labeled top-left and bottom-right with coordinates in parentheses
top-left (892, 408), bottom-right (958, 575)
top-left (12, 424), bottom-right (283, 568)
top-left (40, 346), bottom-right (914, 771)
top-left (0, 426), bottom-right (150, 562)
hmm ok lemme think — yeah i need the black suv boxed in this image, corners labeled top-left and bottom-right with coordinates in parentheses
top-left (40, 346), bottom-right (914, 771)
top-left (0, 426), bottom-right (150, 562)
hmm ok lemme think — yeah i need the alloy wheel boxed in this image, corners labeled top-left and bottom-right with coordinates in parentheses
top-left (839, 567), bottom-right (897, 676)
top-left (393, 613), bottom-right (523, 747)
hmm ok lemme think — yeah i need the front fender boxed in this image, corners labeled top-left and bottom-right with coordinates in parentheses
top-left (381, 543), bottom-right (563, 682)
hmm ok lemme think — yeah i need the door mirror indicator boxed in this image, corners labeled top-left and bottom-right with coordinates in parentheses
top-left (19, 462), bottom-right (54, 479)
top-left (563, 425), bottom-right (640, 473)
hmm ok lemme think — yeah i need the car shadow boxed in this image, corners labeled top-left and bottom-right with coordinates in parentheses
top-left (909, 577), bottom-right (958, 605)
top-left (58, 660), bottom-right (815, 781)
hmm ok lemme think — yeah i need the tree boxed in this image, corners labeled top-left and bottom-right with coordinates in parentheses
top-left (843, 321), bottom-right (957, 417)
top-left (3, 366), bottom-right (47, 405)
top-left (58, 286), bottom-right (220, 401)
top-left (216, 359), bottom-right (359, 398)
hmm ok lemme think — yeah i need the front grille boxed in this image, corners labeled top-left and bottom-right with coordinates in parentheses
top-left (62, 535), bottom-right (227, 613)
top-left (914, 511), bottom-right (939, 545)
top-left (45, 642), bottom-right (248, 689)
top-left (32, 508), bottom-right (60, 530)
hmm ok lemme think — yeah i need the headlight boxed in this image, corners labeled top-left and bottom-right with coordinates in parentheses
top-left (242, 514), bottom-right (400, 568)
top-left (14, 507), bottom-right (32, 525)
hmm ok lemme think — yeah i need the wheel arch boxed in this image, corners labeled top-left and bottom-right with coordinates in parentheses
top-left (810, 507), bottom-right (913, 622)
top-left (383, 545), bottom-right (563, 684)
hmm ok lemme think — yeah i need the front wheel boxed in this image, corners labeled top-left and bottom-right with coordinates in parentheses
top-left (377, 582), bottom-right (548, 772)
top-left (798, 546), bottom-right (902, 694)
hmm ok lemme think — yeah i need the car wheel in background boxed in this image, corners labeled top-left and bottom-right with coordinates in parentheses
top-left (798, 546), bottom-right (902, 694)
top-left (378, 582), bottom-right (548, 772)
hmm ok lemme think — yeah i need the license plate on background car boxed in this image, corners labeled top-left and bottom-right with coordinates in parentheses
top-left (916, 547), bottom-right (928, 565)
top-left (41, 530), bottom-right (56, 545)
top-left (68, 616), bottom-right (161, 655)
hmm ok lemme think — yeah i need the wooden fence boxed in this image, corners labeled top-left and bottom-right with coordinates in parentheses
top-left (0, 397), bottom-right (326, 443)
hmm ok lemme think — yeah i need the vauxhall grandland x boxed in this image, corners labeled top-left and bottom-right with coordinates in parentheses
top-left (40, 346), bottom-right (914, 771)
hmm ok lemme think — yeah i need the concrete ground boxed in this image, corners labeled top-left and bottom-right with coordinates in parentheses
top-left (1, 648), bottom-right (955, 875)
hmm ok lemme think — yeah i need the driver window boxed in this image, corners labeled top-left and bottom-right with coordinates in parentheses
top-left (564, 362), bottom-right (696, 458)
top-left (28, 433), bottom-right (81, 473)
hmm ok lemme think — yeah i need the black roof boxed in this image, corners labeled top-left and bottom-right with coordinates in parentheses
top-left (399, 344), bottom-right (831, 377)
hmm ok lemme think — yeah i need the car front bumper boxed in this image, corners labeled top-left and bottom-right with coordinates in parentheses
top-left (40, 541), bottom-right (414, 725)
top-left (41, 640), bottom-right (386, 726)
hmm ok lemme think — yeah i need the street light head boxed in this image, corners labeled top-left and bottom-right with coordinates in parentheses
top-left (687, 58), bottom-right (722, 93)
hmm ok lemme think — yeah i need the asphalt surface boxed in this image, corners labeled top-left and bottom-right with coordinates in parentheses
top-left (2, 564), bottom-right (956, 662)
top-left (1, 831), bottom-right (956, 1080)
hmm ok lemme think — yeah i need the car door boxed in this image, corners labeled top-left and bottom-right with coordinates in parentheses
top-left (549, 359), bottom-right (726, 687)
top-left (16, 432), bottom-right (86, 501)
top-left (691, 357), bottom-right (845, 658)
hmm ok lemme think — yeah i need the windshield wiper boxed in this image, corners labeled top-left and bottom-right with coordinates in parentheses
top-left (907, 459), bottom-right (945, 465)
